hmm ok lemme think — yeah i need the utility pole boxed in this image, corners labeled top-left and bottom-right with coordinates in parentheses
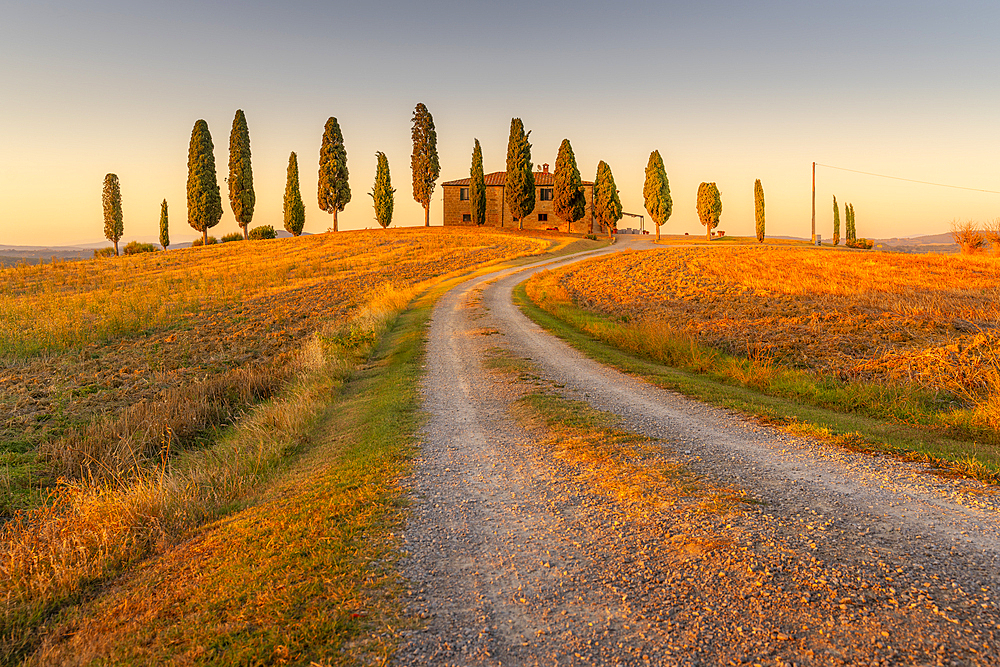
top-left (811, 161), bottom-right (816, 244)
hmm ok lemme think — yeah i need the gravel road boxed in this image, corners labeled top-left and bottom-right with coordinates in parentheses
top-left (396, 237), bottom-right (1000, 666)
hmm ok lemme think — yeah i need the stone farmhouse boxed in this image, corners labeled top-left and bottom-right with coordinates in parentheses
top-left (441, 164), bottom-right (595, 232)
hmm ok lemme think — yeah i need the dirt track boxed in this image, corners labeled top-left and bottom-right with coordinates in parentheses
top-left (396, 237), bottom-right (1000, 666)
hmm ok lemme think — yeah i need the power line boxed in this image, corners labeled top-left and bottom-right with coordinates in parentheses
top-left (815, 163), bottom-right (1000, 195)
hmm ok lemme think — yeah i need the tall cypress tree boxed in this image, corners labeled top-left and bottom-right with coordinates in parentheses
top-left (228, 109), bottom-right (255, 240)
top-left (411, 103), bottom-right (440, 227)
top-left (283, 152), bottom-right (305, 237)
top-left (505, 118), bottom-right (535, 230)
top-left (102, 173), bottom-right (123, 256)
top-left (593, 161), bottom-right (623, 238)
top-left (553, 139), bottom-right (586, 234)
top-left (832, 196), bottom-right (841, 246)
top-left (370, 151), bottom-right (395, 229)
top-left (159, 199), bottom-right (169, 250)
top-left (754, 179), bottom-right (765, 243)
top-left (469, 139), bottom-right (486, 226)
top-left (318, 116), bottom-right (351, 232)
top-left (696, 182), bottom-right (722, 240)
top-left (642, 150), bottom-right (672, 242)
top-left (848, 204), bottom-right (857, 241)
top-left (186, 119), bottom-right (223, 246)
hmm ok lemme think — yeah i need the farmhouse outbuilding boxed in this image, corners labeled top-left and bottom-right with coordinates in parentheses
top-left (441, 164), bottom-right (596, 232)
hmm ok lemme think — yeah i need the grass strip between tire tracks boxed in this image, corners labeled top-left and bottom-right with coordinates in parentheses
top-left (513, 280), bottom-right (1000, 485)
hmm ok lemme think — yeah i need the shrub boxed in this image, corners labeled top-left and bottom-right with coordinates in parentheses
top-left (845, 238), bottom-right (873, 250)
top-left (93, 247), bottom-right (116, 259)
top-left (586, 234), bottom-right (598, 241)
top-left (951, 220), bottom-right (986, 254)
top-left (220, 232), bottom-right (244, 243)
top-left (191, 236), bottom-right (218, 247)
top-left (248, 225), bottom-right (277, 240)
top-left (123, 241), bottom-right (158, 255)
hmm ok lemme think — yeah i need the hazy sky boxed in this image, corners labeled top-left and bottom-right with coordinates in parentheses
top-left (2, 1), bottom-right (999, 245)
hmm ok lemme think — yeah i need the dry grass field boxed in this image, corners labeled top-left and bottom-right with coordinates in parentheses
top-left (528, 245), bottom-right (1000, 470)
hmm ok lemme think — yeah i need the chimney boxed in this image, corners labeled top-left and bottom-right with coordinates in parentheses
top-left (542, 163), bottom-right (549, 174)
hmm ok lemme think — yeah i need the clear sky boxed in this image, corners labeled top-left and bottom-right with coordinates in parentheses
top-left (2, 1), bottom-right (999, 246)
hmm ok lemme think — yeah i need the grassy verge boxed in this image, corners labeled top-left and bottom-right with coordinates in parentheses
top-left (514, 278), bottom-right (1000, 484)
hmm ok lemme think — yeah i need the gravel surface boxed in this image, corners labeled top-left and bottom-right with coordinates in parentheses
top-left (396, 237), bottom-right (1000, 666)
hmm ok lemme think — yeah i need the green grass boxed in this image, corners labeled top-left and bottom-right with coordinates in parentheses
top-left (514, 281), bottom-right (1000, 483)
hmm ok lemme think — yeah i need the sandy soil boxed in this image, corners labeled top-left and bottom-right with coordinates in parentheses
top-left (396, 237), bottom-right (1000, 666)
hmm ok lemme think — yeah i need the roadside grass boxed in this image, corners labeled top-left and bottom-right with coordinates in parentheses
top-left (515, 277), bottom-right (1000, 483)
top-left (9, 233), bottom-right (607, 665)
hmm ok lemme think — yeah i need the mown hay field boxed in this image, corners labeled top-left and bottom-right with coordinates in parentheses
top-left (0, 228), bottom-right (550, 513)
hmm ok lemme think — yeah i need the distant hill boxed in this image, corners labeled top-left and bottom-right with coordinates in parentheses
top-left (873, 232), bottom-right (959, 254)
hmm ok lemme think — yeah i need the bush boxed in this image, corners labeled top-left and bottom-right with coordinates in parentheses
top-left (585, 234), bottom-right (598, 241)
top-left (123, 241), bottom-right (158, 255)
top-left (93, 247), bottom-right (116, 258)
top-left (845, 238), bottom-right (873, 250)
top-left (248, 225), bottom-right (277, 240)
top-left (220, 232), bottom-right (244, 243)
top-left (953, 219), bottom-right (987, 254)
top-left (191, 236), bottom-right (218, 247)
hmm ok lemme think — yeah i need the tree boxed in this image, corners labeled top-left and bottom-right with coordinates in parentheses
top-left (102, 173), bottom-right (123, 256)
top-left (469, 139), bottom-right (486, 226)
top-left (642, 150), bottom-right (672, 241)
top-left (832, 196), bottom-right (841, 246)
top-left (159, 199), bottom-right (169, 250)
top-left (847, 203), bottom-right (857, 241)
top-left (411, 103), bottom-right (440, 227)
top-left (370, 151), bottom-right (395, 228)
top-left (553, 139), bottom-right (586, 234)
top-left (593, 161), bottom-right (623, 238)
top-left (696, 182), bottom-right (722, 240)
top-left (318, 116), bottom-right (351, 232)
top-left (505, 118), bottom-right (535, 230)
top-left (283, 152), bottom-right (305, 236)
top-left (754, 179), bottom-right (765, 243)
top-left (228, 109), bottom-right (255, 240)
top-left (187, 119), bottom-right (223, 246)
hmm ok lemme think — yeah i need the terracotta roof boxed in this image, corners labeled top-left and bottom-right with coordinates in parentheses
top-left (442, 171), bottom-right (593, 188)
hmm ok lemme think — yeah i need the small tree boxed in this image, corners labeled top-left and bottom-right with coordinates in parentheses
top-left (283, 151), bottom-right (305, 236)
top-left (642, 150), bottom-right (672, 241)
top-left (228, 109), bottom-right (255, 240)
top-left (318, 116), bottom-right (351, 231)
top-left (832, 196), bottom-right (841, 246)
top-left (469, 139), bottom-right (486, 226)
top-left (370, 151), bottom-right (395, 229)
top-left (754, 179), bottom-right (765, 243)
top-left (411, 103), bottom-right (440, 227)
top-left (187, 119), bottom-right (223, 246)
top-left (159, 199), bottom-right (169, 250)
top-left (505, 118), bottom-right (535, 230)
top-left (846, 203), bottom-right (856, 242)
top-left (696, 182), bottom-right (722, 240)
top-left (593, 161), bottom-right (623, 238)
top-left (102, 173), bottom-right (123, 256)
top-left (553, 139), bottom-right (586, 234)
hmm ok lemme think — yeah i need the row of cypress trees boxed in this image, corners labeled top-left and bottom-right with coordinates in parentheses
top-left (832, 196), bottom-right (857, 245)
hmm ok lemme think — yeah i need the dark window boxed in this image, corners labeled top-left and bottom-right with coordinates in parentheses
top-left (462, 213), bottom-right (472, 222)
top-left (459, 187), bottom-right (469, 201)
top-left (538, 213), bottom-right (548, 222)
top-left (539, 188), bottom-right (553, 201)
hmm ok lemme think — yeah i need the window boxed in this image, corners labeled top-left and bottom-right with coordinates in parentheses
top-left (462, 214), bottom-right (472, 222)
top-left (539, 188), bottom-right (553, 201)
top-left (459, 187), bottom-right (469, 201)
top-left (538, 214), bottom-right (548, 222)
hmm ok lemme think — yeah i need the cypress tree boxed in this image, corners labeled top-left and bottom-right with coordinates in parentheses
top-left (553, 139), bottom-right (586, 234)
top-left (642, 150), bottom-right (672, 242)
top-left (283, 152), bottom-right (305, 236)
top-left (593, 161), bottom-right (623, 238)
top-left (505, 118), bottom-right (535, 230)
top-left (186, 119), bottom-right (223, 246)
top-left (159, 199), bottom-right (169, 250)
top-left (370, 151), bottom-right (395, 229)
top-left (754, 179), bottom-right (765, 243)
top-left (228, 109), bottom-right (255, 240)
top-left (318, 116), bottom-right (351, 231)
top-left (832, 196), bottom-right (841, 246)
top-left (469, 139), bottom-right (486, 226)
top-left (848, 204), bottom-right (857, 241)
top-left (411, 103), bottom-right (440, 227)
top-left (696, 182), bottom-right (722, 240)
top-left (102, 173), bottom-right (123, 256)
